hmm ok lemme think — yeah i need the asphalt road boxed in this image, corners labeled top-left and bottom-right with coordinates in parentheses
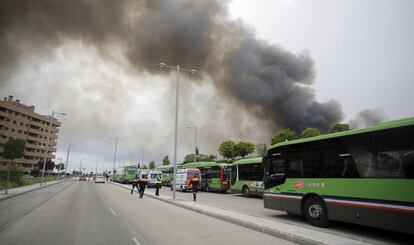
top-left (138, 185), bottom-right (413, 245)
top-left (0, 180), bottom-right (294, 245)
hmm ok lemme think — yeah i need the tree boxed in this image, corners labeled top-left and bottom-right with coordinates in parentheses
top-left (196, 146), bottom-right (199, 155)
top-left (300, 128), bottom-right (321, 138)
top-left (149, 161), bottom-right (155, 169)
top-left (256, 143), bottom-right (267, 157)
top-left (162, 155), bottom-right (170, 165)
top-left (330, 123), bottom-right (350, 133)
top-left (218, 140), bottom-right (236, 160)
top-left (271, 129), bottom-right (297, 145)
top-left (55, 163), bottom-right (65, 171)
top-left (36, 159), bottom-right (55, 172)
top-left (234, 141), bottom-right (255, 158)
top-left (208, 155), bottom-right (216, 161)
top-left (3, 139), bottom-right (26, 194)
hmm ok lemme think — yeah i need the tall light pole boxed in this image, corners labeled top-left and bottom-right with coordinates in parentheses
top-left (187, 126), bottom-right (197, 163)
top-left (159, 63), bottom-right (197, 200)
top-left (95, 160), bottom-right (99, 175)
top-left (64, 144), bottom-right (73, 177)
top-left (110, 137), bottom-right (123, 179)
top-left (57, 157), bottom-right (62, 180)
top-left (40, 110), bottom-right (66, 187)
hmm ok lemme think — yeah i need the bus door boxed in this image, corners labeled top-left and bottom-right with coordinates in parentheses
top-left (230, 165), bottom-right (237, 186)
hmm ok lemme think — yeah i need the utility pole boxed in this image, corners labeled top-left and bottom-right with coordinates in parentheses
top-left (110, 137), bottom-right (123, 179)
top-left (64, 144), bottom-right (72, 177)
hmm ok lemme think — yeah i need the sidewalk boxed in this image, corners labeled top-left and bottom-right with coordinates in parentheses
top-left (0, 179), bottom-right (66, 201)
top-left (109, 181), bottom-right (370, 245)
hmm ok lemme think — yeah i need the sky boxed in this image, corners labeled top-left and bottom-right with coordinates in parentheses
top-left (1, 0), bottom-right (413, 173)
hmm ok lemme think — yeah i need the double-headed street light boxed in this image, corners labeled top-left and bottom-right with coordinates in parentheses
top-left (40, 111), bottom-right (66, 187)
top-left (159, 63), bottom-right (197, 200)
top-left (187, 126), bottom-right (197, 163)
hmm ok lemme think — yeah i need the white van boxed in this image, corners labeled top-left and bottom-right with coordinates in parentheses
top-left (175, 168), bottom-right (201, 192)
top-left (147, 170), bottom-right (162, 188)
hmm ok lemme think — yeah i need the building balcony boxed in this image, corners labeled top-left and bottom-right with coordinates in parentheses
top-left (25, 143), bottom-right (45, 151)
top-left (30, 121), bottom-right (49, 130)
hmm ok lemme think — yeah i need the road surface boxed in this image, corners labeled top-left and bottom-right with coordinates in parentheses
top-left (0, 180), bottom-right (294, 245)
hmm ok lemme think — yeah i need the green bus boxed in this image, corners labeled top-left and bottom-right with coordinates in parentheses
top-left (181, 162), bottom-right (231, 192)
top-left (263, 117), bottom-right (414, 234)
top-left (155, 165), bottom-right (174, 186)
top-left (231, 157), bottom-right (263, 197)
top-left (113, 165), bottom-right (139, 183)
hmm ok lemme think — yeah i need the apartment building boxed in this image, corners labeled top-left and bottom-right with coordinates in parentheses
top-left (0, 95), bottom-right (61, 173)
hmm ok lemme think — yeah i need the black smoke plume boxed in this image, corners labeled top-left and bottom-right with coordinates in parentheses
top-left (0, 0), bottom-right (343, 135)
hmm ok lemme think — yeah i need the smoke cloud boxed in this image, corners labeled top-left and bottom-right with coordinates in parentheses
top-left (0, 0), bottom-right (348, 165)
top-left (350, 109), bottom-right (387, 129)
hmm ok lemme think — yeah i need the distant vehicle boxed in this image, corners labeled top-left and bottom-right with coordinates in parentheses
top-left (112, 165), bottom-right (139, 183)
top-left (231, 157), bottom-right (263, 197)
top-left (155, 165), bottom-right (174, 186)
top-left (79, 175), bottom-right (86, 181)
top-left (147, 170), bottom-right (162, 188)
top-left (263, 117), bottom-right (414, 235)
top-left (175, 168), bottom-right (201, 192)
top-left (180, 162), bottom-right (231, 192)
top-left (95, 175), bottom-right (105, 183)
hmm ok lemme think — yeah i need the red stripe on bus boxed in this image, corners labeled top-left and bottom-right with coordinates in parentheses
top-left (325, 200), bottom-right (414, 214)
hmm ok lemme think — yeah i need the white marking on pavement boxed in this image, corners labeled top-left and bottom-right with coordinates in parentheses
top-left (132, 237), bottom-right (141, 245)
top-left (109, 208), bottom-right (116, 215)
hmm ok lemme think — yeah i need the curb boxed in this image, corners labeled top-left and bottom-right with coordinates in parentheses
top-left (108, 181), bottom-right (332, 245)
top-left (0, 179), bottom-right (67, 202)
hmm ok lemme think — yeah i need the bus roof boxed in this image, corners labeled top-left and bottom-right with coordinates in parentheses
top-left (181, 161), bottom-right (228, 168)
top-left (232, 157), bottom-right (263, 165)
top-left (269, 117), bottom-right (414, 150)
top-left (155, 165), bottom-right (174, 169)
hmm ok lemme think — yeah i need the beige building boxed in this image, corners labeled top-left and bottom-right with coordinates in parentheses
top-left (0, 95), bottom-right (61, 173)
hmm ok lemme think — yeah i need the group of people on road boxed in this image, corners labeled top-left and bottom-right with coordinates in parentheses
top-left (130, 173), bottom-right (200, 201)
top-left (130, 173), bottom-right (162, 198)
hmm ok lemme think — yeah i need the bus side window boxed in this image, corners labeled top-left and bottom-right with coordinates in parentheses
top-left (323, 139), bottom-right (360, 178)
top-left (375, 125), bottom-right (414, 179)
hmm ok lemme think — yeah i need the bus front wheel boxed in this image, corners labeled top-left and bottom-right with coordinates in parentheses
top-left (303, 196), bottom-right (329, 227)
top-left (242, 185), bottom-right (250, 197)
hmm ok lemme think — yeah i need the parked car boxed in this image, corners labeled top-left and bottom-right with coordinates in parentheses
top-left (95, 175), bottom-right (105, 183)
top-left (79, 175), bottom-right (86, 181)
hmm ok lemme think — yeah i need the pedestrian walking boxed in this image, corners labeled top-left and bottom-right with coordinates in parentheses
top-left (130, 174), bottom-right (139, 194)
top-left (189, 176), bottom-right (200, 201)
top-left (138, 174), bottom-right (148, 198)
top-left (155, 174), bottom-right (162, 196)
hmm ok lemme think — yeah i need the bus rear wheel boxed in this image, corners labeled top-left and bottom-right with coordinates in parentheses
top-left (303, 196), bottom-right (329, 227)
top-left (242, 185), bottom-right (250, 197)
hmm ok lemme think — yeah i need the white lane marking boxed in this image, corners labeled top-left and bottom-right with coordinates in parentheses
top-left (132, 237), bottom-right (141, 245)
top-left (109, 208), bottom-right (116, 215)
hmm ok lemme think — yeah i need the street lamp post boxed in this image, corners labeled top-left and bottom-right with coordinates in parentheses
top-left (159, 63), bottom-right (197, 200)
top-left (40, 110), bottom-right (66, 187)
top-left (110, 137), bottom-right (123, 180)
top-left (64, 144), bottom-right (73, 178)
top-left (187, 126), bottom-right (197, 163)
top-left (95, 160), bottom-right (99, 175)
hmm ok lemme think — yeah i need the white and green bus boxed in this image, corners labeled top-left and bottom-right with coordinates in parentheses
top-left (230, 157), bottom-right (263, 197)
top-left (263, 117), bottom-right (414, 234)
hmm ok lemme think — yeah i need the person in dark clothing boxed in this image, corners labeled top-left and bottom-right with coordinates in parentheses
top-left (155, 174), bottom-right (162, 196)
top-left (138, 175), bottom-right (148, 198)
top-left (189, 176), bottom-right (200, 201)
top-left (130, 175), bottom-right (139, 194)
